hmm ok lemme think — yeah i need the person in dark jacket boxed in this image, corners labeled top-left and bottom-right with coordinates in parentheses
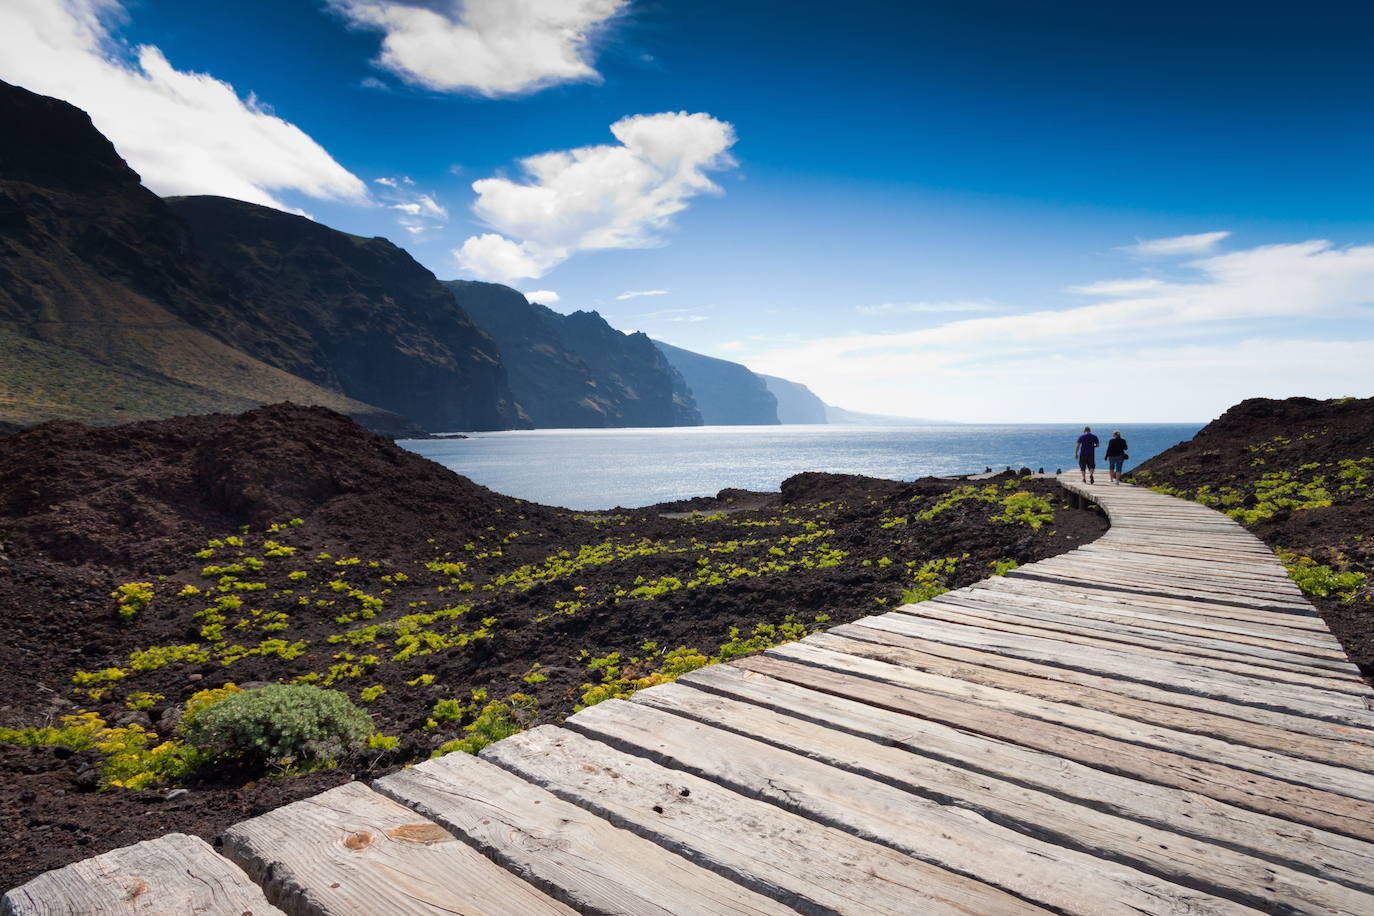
top-left (1104, 430), bottom-right (1129, 484)
top-left (1075, 426), bottom-right (1100, 483)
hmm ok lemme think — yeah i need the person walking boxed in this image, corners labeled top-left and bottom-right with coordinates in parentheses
top-left (1104, 430), bottom-right (1129, 484)
top-left (1075, 426), bottom-right (1100, 484)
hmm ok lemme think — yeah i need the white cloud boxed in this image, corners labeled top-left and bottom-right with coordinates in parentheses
top-left (455, 112), bottom-right (737, 282)
top-left (616, 289), bottom-right (669, 300)
top-left (746, 238), bottom-right (1374, 422)
top-left (330, 0), bottom-right (625, 97)
top-left (717, 341), bottom-right (745, 352)
top-left (0, 0), bottom-right (367, 212)
top-left (1122, 231), bottom-right (1231, 257)
top-left (523, 290), bottom-right (559, 304)
top-left (639, 308), bottom-right (707, 323)
top-left (1067, 278), bottom-right (1165, 296)
top-left (374, 176), bottom-right (447, 235)
top-left (856, 300), bottom-right (999, 316)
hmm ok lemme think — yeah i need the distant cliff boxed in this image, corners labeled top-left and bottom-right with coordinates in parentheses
top-left (168, 197), bottom-right (522, 433)
top-left (653, 341), bottom-right (779, 425)
top-left (760, 375), bottom-right (828, 424)
top-left (0, 80), bottom-right (411, 433)
top-left (447, 281), bottom-right (701, 428)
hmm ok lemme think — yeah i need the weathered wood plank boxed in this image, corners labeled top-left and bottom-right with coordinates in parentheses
top-left (976, 574), bottom-right (1342, 641)
top-left (676, 664), bottom-right (1374, 892)
top-left (1007, 567), bottom-right (1316, 614)
top-left (374, 750), bottom-right (792, 916)
top-left (564, 697), bottom-right (1261, 915)
top-left (908, 595), bottom-right (1372, 695)
top-left (1, 834), bottom-right (282, 916)
top-left (483, 725), bottom-right (1052, 915)
top-left (734, 651), bottom-right (1374, 840)
top-left (866, 610), bottom-right (1374, 726)
top-left (968, 580), bottom-right (1360, 667)
top-left (948, 588), bottom-right (1365, 677)
top-left (219, 781), bottom-right (577, 916)
top-left (785, 633), bottom-right (1374, 799)
top-left (820, 625), bottom-right (1374, 771)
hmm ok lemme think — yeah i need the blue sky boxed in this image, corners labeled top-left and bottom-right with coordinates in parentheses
top-left (3, 0), bottom-right (1372, 421)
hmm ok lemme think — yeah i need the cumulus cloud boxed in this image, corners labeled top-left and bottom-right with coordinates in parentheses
top-left (856, 300), bottom-right (999, 316)
top-left (330, 0), bottom-right (625, 97)
top-left (1122, 231), bottom-right (1231, 257)
top-left (616, 289), bottom-right (669, 300)
top-left (746, 238), bottom-right (1374, 422)
top-left (0, 0), bottom-right (367, 212)
top-left (455, 111), bottom-right (737, 282)
top-left (523, 290), bottom-right (559, 304)
top-left (372, 176), bottom-right (447, 235)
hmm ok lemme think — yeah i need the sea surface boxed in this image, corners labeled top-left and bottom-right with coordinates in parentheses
top-left (402, 423), bottom-right (1203, 511)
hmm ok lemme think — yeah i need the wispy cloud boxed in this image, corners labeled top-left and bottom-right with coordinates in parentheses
top-left (1066, 278), bottom-right (1166, 296)
top-left (638, 308), bottom-right (707, 323)
top-left (523, 290), bottom-right (559, 304)
top-left (329, 0), bottom-right (626, 97)
top-left (374, 176), bottom-right (447, 235)
top-left (455, 112), bottom-right (737, 282)
top-left (856, 300), bottom-right (999, 316)
top-left (616, 289), bottom-right (669, 300)
top-left (717, 341), bottom-right (746, 352)
top-left (0, 0), bottom-right (367, 213)
top-left (747, 238), bottom-right (1374, 422)
top-left (1121, 231), bottom-right (1231, 257)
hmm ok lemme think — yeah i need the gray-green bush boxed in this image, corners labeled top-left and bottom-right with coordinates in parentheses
top-left (182, 684), bottom-right (371, 768)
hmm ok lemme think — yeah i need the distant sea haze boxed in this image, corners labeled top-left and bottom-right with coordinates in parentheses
top-left (403, 423), bottom-right (1202, 511)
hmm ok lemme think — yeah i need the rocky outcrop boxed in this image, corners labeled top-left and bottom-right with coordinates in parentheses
top-left (447, 280), bottom-right (701, 428)
top-left (653, 341), bottom-right (779, 425)
top-left (760, 374), bottom-right (828, 424)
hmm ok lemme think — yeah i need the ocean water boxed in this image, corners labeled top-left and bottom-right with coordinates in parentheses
top-left (402, 423), bottom-right (1203, 511)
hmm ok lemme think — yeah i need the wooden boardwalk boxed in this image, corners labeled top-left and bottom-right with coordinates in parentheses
top-left (8, 477), bottom-right (1374, 915)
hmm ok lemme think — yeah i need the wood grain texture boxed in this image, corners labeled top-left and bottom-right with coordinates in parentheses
top-left (2, 834), bottom-right (282, 916)
top-left (220, 780), bottom-right (577, 916)
top-left (374, 749), bottom-right (793, 916)
top-left (483, 724), bottom-right (1052, 916)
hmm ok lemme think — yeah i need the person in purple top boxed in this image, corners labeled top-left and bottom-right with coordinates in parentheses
top-left (1075, 426), bottom-right (1100, 483)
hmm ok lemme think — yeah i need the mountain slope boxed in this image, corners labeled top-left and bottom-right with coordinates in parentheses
top-left (0, 80), bottom-right (410, 433)
top-left (447, 280), bottom-right (700, 427)
top-left (653, 340), bottom-right (779, 425)
top-left (760, 374), bottom-right (828, 424)
top-left (168, 197), bottom-right (522, 432)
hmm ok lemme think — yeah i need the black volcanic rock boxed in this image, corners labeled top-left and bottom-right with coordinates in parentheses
top-left (447, 280), bottom-right (701, 428)
top-left (653, 340), bottom-right (779, 425)
top-left (0, 79), bottom-right (413, 434)
top-left (760, 374), bottom-right (828, 424)
top-left (168, 197), bottom-right (522, 432)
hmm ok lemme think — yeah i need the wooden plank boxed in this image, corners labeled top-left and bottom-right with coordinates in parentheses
top-left (563, 698), bottom-right (1259, 915)
top-left (976, 575), bottom-right (1341, 641)
top-left (820, 625), bottom-right (1374, 771)
top-left (219, 781), bottom-right (577, 916)
top-left (969, 580), bottom-right (1359, 666)
top-left (909, 595), bottom-right (1372, 695)
top-left (865, 611), bottom-right (1374, 725)
top-left (1008, 567), bottom-right (1314, 614)
top-left (953, 587), bottom-right (1364, 677)
top-left (734, 650), bottom-right (1374, 840)
top-left (482, 725), bottom-right (1052, 916)
top-left (1036, 557), bottom-right (1305, 601)
top-left (1, 834), bottom-right (282, 916)
top-left (799, 628), bottom-right (1374, 798)
top-left (677, 664), bottom-right (1374, 893)
top-left (374, 750), bottom-right (792, 916)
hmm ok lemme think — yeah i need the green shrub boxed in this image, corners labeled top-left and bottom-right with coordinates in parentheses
top-left (181, 684), bottom-right (372, 768)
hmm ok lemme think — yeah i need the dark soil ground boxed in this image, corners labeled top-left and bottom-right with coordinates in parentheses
top-left (0, 404), bottom-right (1107, 889)
top-left (1133, 395), bottom-right (1374, 677)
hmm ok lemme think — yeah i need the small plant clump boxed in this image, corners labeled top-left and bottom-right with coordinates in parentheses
top-left (180, 684), bottom-right (372, 770)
